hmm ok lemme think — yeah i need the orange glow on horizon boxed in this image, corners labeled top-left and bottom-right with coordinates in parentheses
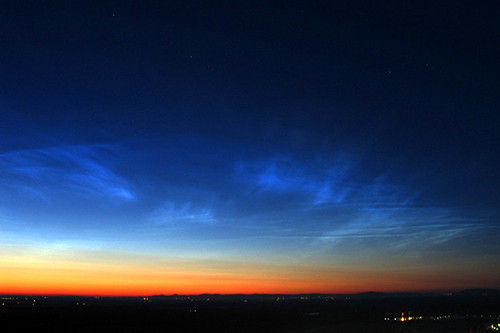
top-left (3, 269), bottom-right (496, 297)
top-left (2, 250), bottom-right (499, 296)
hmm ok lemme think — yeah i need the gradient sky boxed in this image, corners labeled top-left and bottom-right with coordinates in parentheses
top-left (1, 1), bottom-right (499, 296)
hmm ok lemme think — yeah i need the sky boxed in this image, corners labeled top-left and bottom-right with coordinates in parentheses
top-left (0, 1), bottom-right (499, 296)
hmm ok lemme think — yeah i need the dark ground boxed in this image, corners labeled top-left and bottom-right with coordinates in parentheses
top-left (1, 292), bottom-right (499, 332)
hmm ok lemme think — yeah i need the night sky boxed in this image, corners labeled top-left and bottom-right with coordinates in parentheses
top-left (1, 1), bottom-right (499, 296)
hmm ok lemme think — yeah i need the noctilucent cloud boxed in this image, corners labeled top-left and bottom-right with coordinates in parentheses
top-left (1, 1), bottom-right (499, 295)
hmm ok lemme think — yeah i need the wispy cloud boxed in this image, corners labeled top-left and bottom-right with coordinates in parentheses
top-left (232, 153), bottom-right (419, 209)
top-left (0, 143), bottom-right (134, 202)
top-left (308, 206), bottom-right (493, 255)
top-left (234, 155), bottom-right (353, 206)
top-left (150, 201), bottom-right (216, 226)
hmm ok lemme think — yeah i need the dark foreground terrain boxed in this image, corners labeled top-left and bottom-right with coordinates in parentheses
top-left (1, 290), bottom-right (499, 332)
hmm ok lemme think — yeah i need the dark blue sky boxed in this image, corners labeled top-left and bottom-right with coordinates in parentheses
top-left (1, 1), bottom-right (499, 294)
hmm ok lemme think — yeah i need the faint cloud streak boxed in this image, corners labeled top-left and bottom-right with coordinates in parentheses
top-left (0, 144), bottom-right (134, 202)
top-left (150, 201), bottom-right (216, 226)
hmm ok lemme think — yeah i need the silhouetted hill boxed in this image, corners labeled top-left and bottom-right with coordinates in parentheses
top-left (351, 292), bottom-right (389, 299)
top-left (455, 288), bottom-right (500, 296)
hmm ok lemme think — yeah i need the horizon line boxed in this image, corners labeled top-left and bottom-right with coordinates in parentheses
top-left (2, 288), bottom-right (498, 298)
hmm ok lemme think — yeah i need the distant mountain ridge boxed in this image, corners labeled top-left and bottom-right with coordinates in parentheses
top-left (455, 288), bottom-right (500, 296)
top-left (148, 289), bottom-right (500, 299)
top-left (5, 289), bottom-right (498, 299)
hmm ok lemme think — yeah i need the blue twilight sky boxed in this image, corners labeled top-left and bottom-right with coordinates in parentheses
top-left (0, 1), bottom-right (499, 293)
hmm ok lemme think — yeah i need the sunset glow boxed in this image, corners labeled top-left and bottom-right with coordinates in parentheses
top-left (1, 1), bottom-right (499, 297)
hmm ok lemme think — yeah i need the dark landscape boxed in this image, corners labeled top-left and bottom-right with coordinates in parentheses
top-left (2, 290), bottom-right (499, 332)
